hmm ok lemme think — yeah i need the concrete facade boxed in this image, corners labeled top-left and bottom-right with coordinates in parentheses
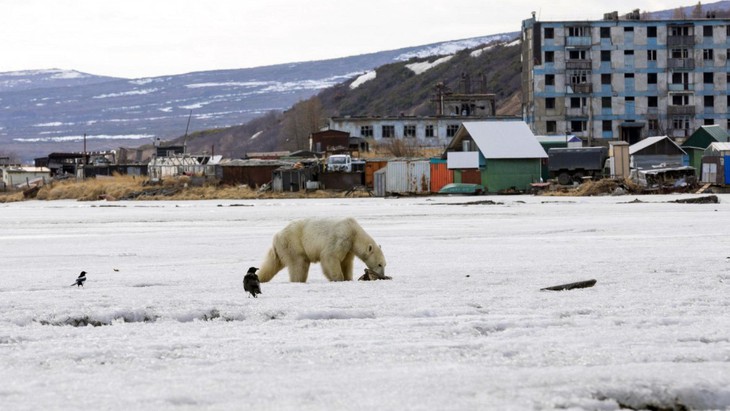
top-left (521, 13), bottom-right (730, 146)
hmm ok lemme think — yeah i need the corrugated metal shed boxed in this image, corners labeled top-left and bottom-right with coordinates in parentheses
top-left (629, 136), bottom-right (686, 156)
top-left (364, 160), bottom-right (388, 189)
top-left (219, 159), bottom-right (291, 187)
top-left (385, 159), bottom-right (430, 194)
top-left (682, 126), bottom-right (728, 150)
top-left (373, 167), bottom-right (387, 197)
top-left (429, 159), bottom-right (453, 193)
top-left (704, 142), bottom-right (730, 156)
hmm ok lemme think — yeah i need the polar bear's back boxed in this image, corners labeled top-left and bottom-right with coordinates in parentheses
top-left (275, 217), bottom-right (364, 263)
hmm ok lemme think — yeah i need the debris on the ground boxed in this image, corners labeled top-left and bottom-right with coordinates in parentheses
top-left (358, 268), bottom-right (392, 281)
top-left (671, 195), bottom-right (719, 204)
top-left (541, 279), bottom-right (597, 291)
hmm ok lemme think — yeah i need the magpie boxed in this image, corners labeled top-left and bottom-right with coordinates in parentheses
top-left (71, 271), bottom-right (87, 287)
top-left (243, 267), bottom-right (261, 298)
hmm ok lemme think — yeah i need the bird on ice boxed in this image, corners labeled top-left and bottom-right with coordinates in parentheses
top-left (71, 271), bottom-right (87, 287)
top-left (243, 267), bottom-right (261, 298)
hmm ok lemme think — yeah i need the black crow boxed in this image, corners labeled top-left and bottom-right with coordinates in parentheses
top-left (71, 271), bottom-right (87, 287)
top-left (243, 267), bottom-right (261, 298)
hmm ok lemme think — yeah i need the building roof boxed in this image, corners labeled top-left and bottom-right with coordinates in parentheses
top-left (629, 136), bottom-right (686, 156)
top-left (452, 121), bottom-right (547, 159)
top-left (682, 125), bottom-right (729, 150)
top-left (705, 142), bottom-right (730, 154)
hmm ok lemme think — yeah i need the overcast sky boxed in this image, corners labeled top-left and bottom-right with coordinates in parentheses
top-left (0, 0), bottom-right (699, 79)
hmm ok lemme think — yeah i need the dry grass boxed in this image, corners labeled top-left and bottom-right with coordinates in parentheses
top-left (0, 191), bottom-right (24, 203)
top-left (17, 175), bottom-right (372, 202)
top-left (541, 178), bottom-right (641, 197)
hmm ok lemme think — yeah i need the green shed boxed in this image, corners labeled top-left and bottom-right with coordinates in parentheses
top-left (682, 125), bottom-right (729, 175)
top-left (445, 121), bottom-right (547, 193)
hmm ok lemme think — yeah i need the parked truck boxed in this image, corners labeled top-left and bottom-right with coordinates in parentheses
top-left (326, 154), bottom-right (365, 173)
top-left (547, 147), bottom-right (608, 185)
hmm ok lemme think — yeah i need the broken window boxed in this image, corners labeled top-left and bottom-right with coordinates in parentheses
top-left (703, 26), bottom-right (713, 37)
top-left (648, 96), bottom-right (658, 107)
top-left (601, 73), bottom-right (611, 85)
top-left (647, 50), bottom-right (657, 61)
top-left (546, 121), bottom-right (557, 133)
top-left (446, 124), bottom-right (459, 137)
top-left (672, 116), bottom-right (690, 130)
top-left (704, 95), bottom-right (714, 107)
top-left (670, 48), bottom-right (689, 59)
top-left (545, 51), bottom-right (554, 63)
top-left (545, 97), bottom-right (556, 109)
top-left (425, 125), bottom-right (434, 138)
top-left (602, 120), bottom-right (612, 132)
top-left (647, 26), bottom-right (657, 37)
top-left (703, 49), bottom-right (714, 60)
top-left (648, 119), bottom-right (659, 130)
top-left (672, 94), bottom-right (690, 106)
top-left (704, 72), bottom-right (714, 84)
top-left (382, 125), bottom-right (394, 138)
top-left (648, 73), bottom-right (657, 84)
top-left (568, 49), bottom-right (588, 60)
top-left (601, 50), bottom-right (611, 62)
top-left (545, 74), bottom-right (555, 86)
top-left (544, 27), bottom-right (554, 39)
top-left (601, 97), bottom-right (611, 108)
top-left (600, 27), bottom-right (610, 38)
top-left (360, 126), bottom-right (373, 137)
top-left (403, 125), bottom-right (416, 138)
top-left (567, 26), bottom-right (590, 37)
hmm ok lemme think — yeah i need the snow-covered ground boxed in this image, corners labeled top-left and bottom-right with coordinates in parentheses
top-left (1, 195), bottom-right (729, 411)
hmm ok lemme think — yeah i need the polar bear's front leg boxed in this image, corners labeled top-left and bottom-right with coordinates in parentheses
top-left (341, 253), bottom-right (355, 281)
top-left (320, 254), bottom-right (345, 281)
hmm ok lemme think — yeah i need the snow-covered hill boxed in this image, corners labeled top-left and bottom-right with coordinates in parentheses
top-left (0, 32), bottom-right (518, 162)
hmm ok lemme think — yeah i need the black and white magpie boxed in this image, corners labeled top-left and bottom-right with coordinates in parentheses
top-left (71, 271), bottom-right (87, 287)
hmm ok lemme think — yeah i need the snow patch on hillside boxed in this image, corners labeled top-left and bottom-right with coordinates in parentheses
top-left (504, 38), bottom-right (521, 47)
top-left (349, 70), bottom-right (376, 89)
top-left (395, 33), bottom-right (517, 61)
top-left (250, 131), bottom-right (263, 140)
top-left (14, 134), bottom-right (154, 143)
top-left (93, 88), bottom-right (159, 99)
top-left (406, 56), bottom-right (454, 75)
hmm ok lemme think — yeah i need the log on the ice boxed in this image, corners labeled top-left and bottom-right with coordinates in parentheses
top-left (540, 279), bottom-right (597, 291)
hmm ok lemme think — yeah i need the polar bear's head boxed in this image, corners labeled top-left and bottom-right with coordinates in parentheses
top-left (364, 244), bottom-right (387, 276)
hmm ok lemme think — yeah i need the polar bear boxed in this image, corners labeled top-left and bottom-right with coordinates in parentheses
top-left (257, 217), bottom-right (386, 283)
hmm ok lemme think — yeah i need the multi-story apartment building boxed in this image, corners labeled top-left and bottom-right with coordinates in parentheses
top-left (521, 11), bottom-right (730, 145)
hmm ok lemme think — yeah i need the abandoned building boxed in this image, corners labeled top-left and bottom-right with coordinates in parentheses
top-left (521, 11), bottom-right (730, 146)
top-left (330, 74), bottom-right (512, 147)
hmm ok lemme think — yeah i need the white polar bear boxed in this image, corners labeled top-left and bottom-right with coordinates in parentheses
top-left (257, 217), bottom-right (387, 282)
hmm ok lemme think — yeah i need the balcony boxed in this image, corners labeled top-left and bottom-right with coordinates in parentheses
top-left (667, 35), bottom-right (695, 46)
top-left (565, 60), bottom-right (592, 70)
top-left (668, 83), bottom-right (694, 91)
top-left (668, 58), bottom-right (695, 70)
top-left (667, 105), bottom-right (696, 115)
top-left (568, 83), bottom-right (593, 93)
top-left (566, 36), bottom-right (592, 47)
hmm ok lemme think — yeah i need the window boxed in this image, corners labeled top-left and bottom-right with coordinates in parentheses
top-left (624, 26), bottom-right (634, 32)
top-left (670, 26), bottom-right (691, 37)
top-left (648, 119), bottom-right (659, 130)
top-left (704, 95), bottom-right (714, 107)
top-left (446, 124), bottom-right (459, 137)
top-left (602, 97), bottom-right (611, 108)
top-left (672, 72), bottom-right (689, 84)
top-left (545, 51), bottom-right (554, 63)
top-left (571, 120), bottom-right (587, 132)
top-left (648, 73), bottom-right (657, 84)
top-left (360, 125), bottom-right (373, 137)
top-left (570, 97), bottom-right (583, 108)
top-left (602, 120), bottom-right (612, 132)
top-left (671, 48), bottom-right (689, 59)
top-left (672, 94), bottom-right (690, 105)
top-left (703, 49), bottom-right (714, 60)
top-left (705, 119), bottom-right (715, 125)
top-left (601, 50), bottom-right (611, 62)
top-left (625, 73), bottom-right (635, 79)
top-left (624, 50), bottom-right (634, 55)
top-left (568, 50), bottom-right (588, 60)
top-left (544, 27), bottom-right (554, 39)
top-left (403, 125), bottom-right (416, 137)
top-left (425, 125), bottom-right (434, 138)
top-left (704, 72), bottom-right (714, 83)
top-left (625, 96), bottom-right (635, 102)
top-left (545, 74), bottom-right (555, 86)
top-left (727, 25), bottom-right (730, 36)
top-left (545, 97), bottom-right (555, 109)
top-left (648, 96), bottom-right (658, 107)
top-left (600, 27), bottom-right (610, 38)
top-left (647, 26), bottom-right (657, 37)
top-left (673, 116), bottom-right (690, 130)
top-left (546, 121), bottom-right (557, 133)
top-left (704, 26), bottom-right (713, 37)
top-left (382, 125), bottom-right (394, 138)
top-left (568, 26), bottom-right (589, 37)
top-left (601, 73), bottom-right (611, 85)
top-left (647, 50), bottom-right (657, 61)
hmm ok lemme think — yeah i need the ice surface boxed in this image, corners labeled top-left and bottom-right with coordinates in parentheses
top-left (1, 196), bottom-right (729, 410)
